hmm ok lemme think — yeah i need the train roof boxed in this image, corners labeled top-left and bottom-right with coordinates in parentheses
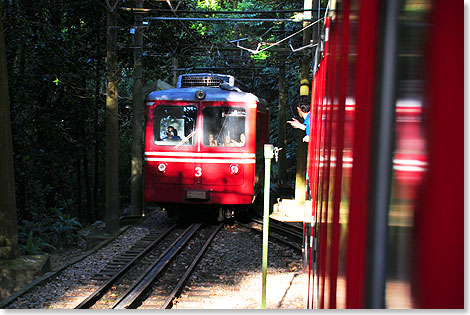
top-left (147, 86), bottom-right (260, 105)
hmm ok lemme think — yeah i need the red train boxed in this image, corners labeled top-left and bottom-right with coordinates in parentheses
top-left (144, 73), bottom-right (269, 220)
top-left (304, 0), bottom-right (462, 309)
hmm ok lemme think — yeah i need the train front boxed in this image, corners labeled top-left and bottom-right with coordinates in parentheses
top-left (144, 74), bottom-right (260, 219)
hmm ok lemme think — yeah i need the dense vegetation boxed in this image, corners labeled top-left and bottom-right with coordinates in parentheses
top-left (3, 0), bottom-right (315, 254)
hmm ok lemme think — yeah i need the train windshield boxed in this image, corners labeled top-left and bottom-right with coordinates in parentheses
top-left (202, 107), bottom-right (246, 147)
top-left (153, 105), bottom-right (197, 147)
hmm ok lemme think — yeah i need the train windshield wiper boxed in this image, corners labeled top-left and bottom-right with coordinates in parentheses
top-left (173, 130), bottom-right (196, 149)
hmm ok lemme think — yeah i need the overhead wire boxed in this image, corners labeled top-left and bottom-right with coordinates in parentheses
top-left (144, 0), bottom-right (218, 59)
top-left (234, 16), bottom-right (325, 55)
top-left (135, 1), bottom-right (328, 66)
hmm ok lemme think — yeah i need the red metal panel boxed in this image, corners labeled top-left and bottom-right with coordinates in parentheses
top-left (413, 0), bottom-right (463, 308)
top-left (316, 58), bottom-right (328, 310)
top-left (306, 0), bottom-right (463, 309)
top-left (309, 54), bottom-right (325, 309)
top-left (345, 0), bottom-right (379, 308)
top-left (328, 1), bottom-right (350, 307)
top-left (306, 18), bottom-right (332, 309)
top-left (202, 163), bottom-right (245, 186)
top-left (319, 17), bottom-right (339, 309)
top-left (149, 161), bottom-right (195, 185)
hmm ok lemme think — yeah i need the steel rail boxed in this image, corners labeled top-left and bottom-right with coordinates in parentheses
top-left (250, 217), bottom-right (303, 239)
top-left (112, 222), bottom-right (203, 309)
top-left (161, 223), bottom-right (224, 309)
top-left (239, 222), bottom-right (302, 252)
top-left (254, 214), bottom-right (304, 236)
top-left (75, 224), bottom-right (178, 309)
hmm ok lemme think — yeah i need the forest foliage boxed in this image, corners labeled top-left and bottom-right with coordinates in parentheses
top-left (3, 0), bottom-right (315, 253)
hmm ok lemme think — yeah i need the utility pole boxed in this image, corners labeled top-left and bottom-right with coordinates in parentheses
top-left (105, 0), bottom-right (120, 234)
top-left (131, 0), bottom-right (144, 217)
top-left (0, 1), bottom-right (18, 259)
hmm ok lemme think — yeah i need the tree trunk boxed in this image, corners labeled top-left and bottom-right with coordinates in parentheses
top-left (278, 56), bottom-right (287, 184)
top-left (0, 2), bottom-right (19, 259)
top-left (76, 155), bottom-right (82, 219)
top-left (130, 0), bottom-right (144, 217)
top-left (92, 28), bottom-right (102, 223)
top-left (172, 57), bottom-right (179, 87)
top-left (83, 151), bottom-right (93, 223)
top-left (277, 16), bottom-right (287, 185)
top-left (92, 119), bottom-right (99, 221)
top-left (105, 0), bottom-right (120, 234)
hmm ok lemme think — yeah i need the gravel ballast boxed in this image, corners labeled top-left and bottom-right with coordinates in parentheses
top-left (5, 210), bottom-right (308, 309)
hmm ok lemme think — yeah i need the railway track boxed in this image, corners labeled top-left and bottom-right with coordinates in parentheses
top-left (67, 222), bottom-right (223, 309)
top-left (3, 207), bottom-right (307, 310)
top-left (239, 216), bottom-right (303, 252)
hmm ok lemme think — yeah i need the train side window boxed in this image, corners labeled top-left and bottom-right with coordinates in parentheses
top-left (202, 107), bottom-right (246, 147)
top-left (153, 105), bottom-right (197, 146)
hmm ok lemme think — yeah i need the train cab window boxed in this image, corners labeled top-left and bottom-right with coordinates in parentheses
top-left (202, 107), bottom-right (246, 147)
top-left (154, 105), bottom-right (197, 147)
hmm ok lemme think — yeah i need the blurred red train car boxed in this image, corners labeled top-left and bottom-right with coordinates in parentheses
top-left (304, 0), bottom-right (463, 309)
top-left (144, 73), bottom-right (269, 220)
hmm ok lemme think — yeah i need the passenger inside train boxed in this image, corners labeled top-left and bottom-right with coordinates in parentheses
top-left (208, 133), bottom-right (218, 146)
top-left (163, 126), bottom-right (181, 140)
top-left (223, 134), bottom-right (233, 146)
top-left (231, 133), bottom-right (246, 146)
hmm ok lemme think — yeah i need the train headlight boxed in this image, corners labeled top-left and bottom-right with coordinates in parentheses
top-left (230, 164), bottom-right (240, 175)
top-left (195, 89), bottom-right (206, 100)
top-left (157, 163), bottom-right (167, 172)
